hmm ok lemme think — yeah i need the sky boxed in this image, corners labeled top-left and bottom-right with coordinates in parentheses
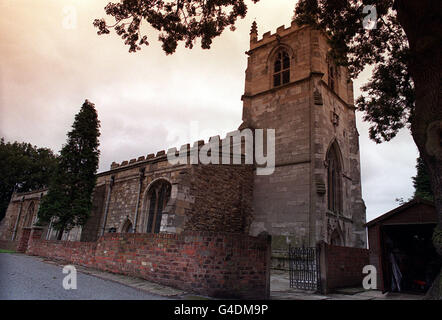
top-left (0, 0), bottom-right (419, 222)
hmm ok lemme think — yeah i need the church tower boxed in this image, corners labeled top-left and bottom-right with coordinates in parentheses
top-left (242, 21), bottom-right (367, 249)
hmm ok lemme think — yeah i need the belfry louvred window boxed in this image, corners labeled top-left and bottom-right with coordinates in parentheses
top-left (273, 51), bottom-right (290, 87)
top-left (328, 61), bottom-right (337, 92)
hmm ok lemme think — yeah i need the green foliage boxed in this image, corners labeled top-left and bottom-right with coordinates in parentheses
top-left (37, 100), bottom-right (101, 232)
top-left (413, 156), bottom-right (434, 201)
top-left (0, 138), bottom-right (57, 221)
top-left (433, 226), bottom-right (442, 246)
top-left (293, 0), bottom-right (416, 143)
top-left (0, 249), bottom-right (15, 253)
top-left (94, 0), bottom-right (259, 54)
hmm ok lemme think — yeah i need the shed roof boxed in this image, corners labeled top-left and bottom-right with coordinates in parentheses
top-left (366, 197), bottom-right (436, 228)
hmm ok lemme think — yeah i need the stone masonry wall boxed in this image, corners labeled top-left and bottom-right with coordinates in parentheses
top-left (244, 26), bottom-right (315, 247)
top-left (27, 229), bottom-right (271, 299)
top-left (312, 73), bottom-right (366, 247)
top-left (92, 143), bottom-right (255, 238)
top-left (0, 190), bottom-right (47, 242)
top-left (80, 184), bottom-right (106, 242)
top-left (185, 164), bottom-right (254, 233)
top-left (0, 201), bottom-right (21, 241)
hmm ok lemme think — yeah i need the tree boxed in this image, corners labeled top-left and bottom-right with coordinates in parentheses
top-left (94, 0), bottom-right (259, 54)
top-left (395, 155), bottom-right (434, 204)
top-left (0, 138), bottom-right (57, 221)
top-left (413, 156), bottom-right (434, 202)
top-left (293, 0), bottom-right (441, 298)
top-left (38, 100), bottom-right (101, 239)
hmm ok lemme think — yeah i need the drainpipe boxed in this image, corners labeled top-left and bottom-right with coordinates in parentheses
top-left (100, 175), bottom-right (115, 236)
top-left (133, 168), bottom-right (145, 233)
top-left (12, 196), bottom-right (25, 241)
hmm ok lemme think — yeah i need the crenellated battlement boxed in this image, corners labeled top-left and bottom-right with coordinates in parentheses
top-left (108, 129), bottom-right (253, 171)
top-left (250, 20), bottom-right (303, 51)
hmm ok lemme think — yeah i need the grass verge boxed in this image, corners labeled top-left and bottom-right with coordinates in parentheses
top-left (0, 249), bottom-right (15, 253)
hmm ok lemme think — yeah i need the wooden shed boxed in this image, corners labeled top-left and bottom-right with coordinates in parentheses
top-left (367, 198), bottom-right (440, 294)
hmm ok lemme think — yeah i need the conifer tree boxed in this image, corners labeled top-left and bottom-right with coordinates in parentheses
top-left (38, 100), bottom-right (100, 239)
top-left (413, 156), bottom-right (434, 202)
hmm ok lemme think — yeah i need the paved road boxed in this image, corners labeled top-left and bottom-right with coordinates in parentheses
top-left (0, 253), bottom-right (170, 300)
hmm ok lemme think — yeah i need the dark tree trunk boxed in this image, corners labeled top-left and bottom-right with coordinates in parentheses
top-left (395, 0), bottom-right (442, 299)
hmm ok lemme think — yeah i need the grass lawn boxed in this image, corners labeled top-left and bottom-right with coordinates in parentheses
top-left (0, 249), bottom-right (15, 253)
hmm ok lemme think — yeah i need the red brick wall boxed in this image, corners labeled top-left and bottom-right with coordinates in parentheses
top-left (0, 240), bottom-right (18, 251)
top-left (26, 231), bottom-right (271, 299)
top-left (17, 228), bottom-right (32, 252)
top-left (319, 242), bottom-right (369, 292)
top-left (27, 236), bottom-right (97, 266)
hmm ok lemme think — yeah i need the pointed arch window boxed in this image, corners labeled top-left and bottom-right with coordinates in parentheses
top-left (273, 50), bottom-right (290, 87)
top-left (146, 180), bottom-right (171, 234)
top-left (23, 202), bottom-right (35, 228)
top-left (326, 143), bottom-right (343, 214)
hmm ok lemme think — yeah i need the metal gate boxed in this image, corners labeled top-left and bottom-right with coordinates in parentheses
top-left (289, 245), bottom-right (321, 291)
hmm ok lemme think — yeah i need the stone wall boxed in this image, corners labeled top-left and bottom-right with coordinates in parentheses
top-left (91, 148), bottom-right (254, 239)
top-left (185, 164), bottom-right (254, 233)
top-left (1, 145), bottom-right (255, 244)
top-left (244, 25), bottom-right (317, 247)
top-left (0, 190), bottom-right (47, 242)
top-left (80, 184), bottom-right (106, 242)
top-left (312, 75), bottom-right (366, 248)
top-left (0, 201), bottom-right (20, 240)
top-left (27, 229), bottom-right (271, 299)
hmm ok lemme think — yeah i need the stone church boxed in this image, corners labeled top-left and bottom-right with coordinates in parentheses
top-left (0, 21), bottom-right (367, 253)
